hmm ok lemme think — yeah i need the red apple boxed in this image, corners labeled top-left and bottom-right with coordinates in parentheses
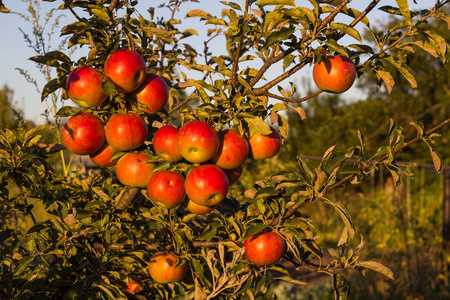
top-left (244, 231), bottom-right (286, 266)
top-left (65, 66), bottom-right (108, 108)
top-left (153, 125), bottom-right (182, 162)
top-left (61, 112), bottom-right (105, 155)
top-left (147, 171), bottom-right (185, 209)
top-left (89, 142), bottom-right (118, 167)
top-left (115, 152), bottom-right (155, 188)
top-left (185, 164), bottom-right (229, 207)
top-left (148, 251), bottom-right (187, 284)
top-left (104, 49), bottom-right (147, 93)
top-left (183, 197), bottom-right (216, 215)
top-left (223, 164), bottom-right (244, 186)
top-left (125, 280), bottom-right (142, 294)
top-left (105, 113), bottom-right (148, 151)
top-left (212, 129), bottom-right (249, 169)
top-left (248, 126), bottom-right (281, 160)
top-left (132, 73), bottom-right (169, 115)
top-left (312, 55), bottom-right (356, 93)
top-left (177, 120), bottom-right (220, 163)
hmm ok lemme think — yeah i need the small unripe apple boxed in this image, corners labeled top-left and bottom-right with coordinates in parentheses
top-left (66, 66), bottom-right (108, 108)
top-left (148, 251), bottom-right (187, 284)
top-left (244, 231), bottom-right (286, 266)
top-left (104, 49), bottom-right (147, 93)
top-left (61, 112), bottom-right (105, 155)
top-left (312, 55), bottom-right (356, 93)
top-left (248, 126), bottom-right (281, 160)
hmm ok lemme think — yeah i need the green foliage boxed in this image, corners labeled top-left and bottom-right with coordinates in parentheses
top-left (1, 0), bottom-right (449, 299)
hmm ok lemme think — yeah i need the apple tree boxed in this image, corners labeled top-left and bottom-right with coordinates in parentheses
top-left (1, 0), bottom-right (449, 299)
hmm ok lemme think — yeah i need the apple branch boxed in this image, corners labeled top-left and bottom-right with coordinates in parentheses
top-left (360, 0), bottom-right (450, 70)
top-left (247, 0), bottom-right (351, 91)
top-left (115, 186), bottom-right (141, 210)
top-left (273, 118), bottom-right (450, 225)
top-left (266, 90), bottom-right (323, 104)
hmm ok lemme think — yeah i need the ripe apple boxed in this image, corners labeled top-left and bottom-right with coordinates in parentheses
top-left (248, 126), bottom-right (281, 160)
top-left (89, 142), bottom-right (118, 167)
top-left (244, 231), bottom-right (286, 265)
top-left (312, 55), bottom-right (356, 93)
top-left (125, 280), bottom-right (142, 294)
top-left (115, 152), bottom-right (155, 188)
top-left (148, 251), bottom-right (187, 284)
top-left (104, 49), bottom-right (147, 93)
top-left (105, 113), bottom-right (148, 151)
top-left (223, 164), bottom-right (244, 186)
top-left (178, 120), bottom-right (220, 163)
top-left (212, 129), bottom-right (249, 169)
top-left (132, 73), bottom-right (169, 115)
top-left (152, 125), bottom-right (182, 162)
top-left (61, 112), bottom-right (105, 155)
top-left (147, 171), bottom-right (185, 209)
top-left (185, 164), bottom-right (229, 207)
top-left (183, 197), bottom-right (216, 215)
top-left (65, 66), bottom-right (108, 108)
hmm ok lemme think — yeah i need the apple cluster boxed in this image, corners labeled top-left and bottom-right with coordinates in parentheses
top-left (61, 48), bottom-right (283, 215)
top-left (60, 48), bottom-right (287, 284)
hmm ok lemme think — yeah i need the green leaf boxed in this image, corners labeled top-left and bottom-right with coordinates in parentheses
top-left (142, 27), bottom-right (173, 43)
top-left (358, 261), bottom-right (394, 280)
top-left (41, 77), bottom-right (66, 101)
top-left (329, 23), bottom-right (362, 43)
top-left (194, 81), bottom-right (211, 104)
top-left (245, 117), bottom-right (272, 137)
top-left (374, 68), bottom-right (395, 94)
top-left (14, 256), bottom-right (35, 276)
top-left (96, 284), bottom-right (127, 300)
top-left (0, 4), bottom-right (11, 13)
top-left (424, 141), bottom-right (442, 174)
top-left (254, 186), bottom-right (279, 200)
top-left (341, 7), bottom-right (369, 26)
top-left (325, 39), bottom-right (348, 56)
top-left (395, 0), bottom-right (412, 25)
top-left (287, 104), bottom-right (307, 120)
top-left (321, 198), bottom-right (355, 240)
top-left (274, 276), bottom-right (307, 285)
top-left (206, 18), bottom-right (227, 26)
top-left (263, 28), bottom-right (294, 50)
top-left (55, 106), bottom-right (82, 117)
top-left (256, 0), bottom-right (296, 6)
top-left (243, 223), bottom-right (267, 240)
top-left (61, 22), bottom-right (93, 35)
top-left (101, 79), bottom-right (115, 99)
top-left (198, 223), bottom-right (220, 241)
top-left (283, 54), bottom-right (295, 71)
top-left (383, 56), bottom-right (417, 88)
top-left (333, 274), bottom-right (350, 300)
top-left (186, 9), bottom-right (212, 19)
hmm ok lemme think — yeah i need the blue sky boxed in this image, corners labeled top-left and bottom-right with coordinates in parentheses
top-left (0, 0), bottom-right (431, 124)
